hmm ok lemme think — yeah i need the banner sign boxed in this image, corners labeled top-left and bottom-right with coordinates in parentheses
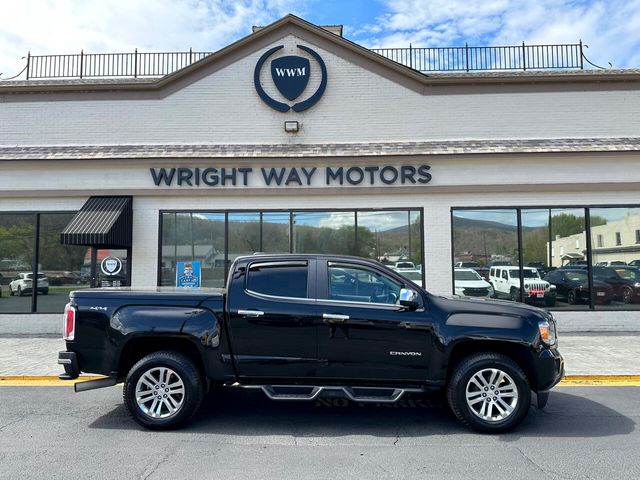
top-left (176, 261), bottom-right (201, 288)
top-left (151, 165), bottom-right (432, 188)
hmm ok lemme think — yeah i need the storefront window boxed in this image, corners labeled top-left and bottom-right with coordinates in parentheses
top-left (261, 212), bottom-right (290, 253)
top-left (452, 209), bottom-right (520, 302)
top-left (160, 212), bottom-right (226, 288)
top-left (36, 213), bottom-right (89, 313)
top-left (589, 207), bottom-right (640, 310)
top-left (0, 213), bottom-right (36, 313)
top-left (548, 209), bottom-right (589, 309)
top-left (159, 209), bottom-right (423, 288)
top-left (453, 205), bottom-right (640, 311)
top-left (357, 210), bottom-right (423, 287)
top-left (228, 212), bottom-right (261, 259)
top-left (292, 211), bottom-right (356, 255)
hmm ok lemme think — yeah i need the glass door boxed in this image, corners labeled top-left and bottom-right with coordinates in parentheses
top-left (92, 248), bottom-right (129, 287)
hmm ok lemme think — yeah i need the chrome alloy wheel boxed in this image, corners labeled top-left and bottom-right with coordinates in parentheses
top-left (135, 367), bottom-right (185, 419)
top-left (465, 368), bottom-right (518, 422)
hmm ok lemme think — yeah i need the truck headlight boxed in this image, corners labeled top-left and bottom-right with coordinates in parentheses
top-left (538, 319), bottom-right (557, 346)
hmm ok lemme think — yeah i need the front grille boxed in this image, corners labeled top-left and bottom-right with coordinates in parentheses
top-left (464, 287), bottom-right (489, 296)
top-left (526, 282), bottom-right (548, 293)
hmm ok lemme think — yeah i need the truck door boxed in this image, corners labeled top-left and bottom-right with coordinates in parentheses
top-left (226, 258), bottom-right (318, 378)
top-left (315, 260), bottom-right (433, 382)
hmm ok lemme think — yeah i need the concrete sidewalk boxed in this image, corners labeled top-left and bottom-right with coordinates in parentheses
top-left (1, 334), bottom-right (639, 377)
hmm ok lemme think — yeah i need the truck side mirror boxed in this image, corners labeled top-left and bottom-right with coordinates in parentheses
top-left (399, 288), bottom-right (420, 310)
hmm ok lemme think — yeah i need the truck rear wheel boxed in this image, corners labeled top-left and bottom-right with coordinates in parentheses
top-left (446, 352), bottom-right (531, 433)
top-left (123, 351), bottom-right (204, 430)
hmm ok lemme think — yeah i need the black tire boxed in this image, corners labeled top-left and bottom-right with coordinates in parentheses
top-left (123, 350), bottom-right (204, 430)
top-left (446, 352), bottom-right (531, 433)
top-left (17, 286), bottom-right (22, 297)
top-left (509, 288), bottom-right (519, 302)
top-left (489, 284), bottom-right (497, 298)
top-left (621, 287), bottom-right (633, 304)
top-left (567, 290), bottom-right (577, 305)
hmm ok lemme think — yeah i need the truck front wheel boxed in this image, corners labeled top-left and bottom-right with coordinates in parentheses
top-left (123, 351), bottom-right (204, 430)
top-left (446, 352), bottom-right (531, 433)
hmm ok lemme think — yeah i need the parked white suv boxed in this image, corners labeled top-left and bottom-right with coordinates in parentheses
top-left (454, 268), bottom-right (493, 297)
top-left (489, 266), bottom-right (556, 306)
top-left (9, 272), bottom-right (49, 296)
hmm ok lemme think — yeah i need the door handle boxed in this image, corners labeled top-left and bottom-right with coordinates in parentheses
top-left (238, 310), bottom-right (265, 317)
top-left (322, 313), bottom-right (349, 323)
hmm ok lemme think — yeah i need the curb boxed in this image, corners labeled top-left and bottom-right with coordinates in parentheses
top-left (1, 375), bottom-right (640, 387)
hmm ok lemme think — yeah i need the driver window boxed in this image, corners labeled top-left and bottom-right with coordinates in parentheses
top-left (328, 264), bottom-right (401, 305)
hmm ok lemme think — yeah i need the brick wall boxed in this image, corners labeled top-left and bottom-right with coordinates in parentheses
top-left (1, 34), bottom-right (639, 146)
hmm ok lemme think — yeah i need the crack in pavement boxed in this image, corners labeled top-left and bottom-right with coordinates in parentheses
top-left (516, 446), bottom-right (563, 479)
top-left (0, 417), bottom-right (25, 432)
top-left (139, 445), bottom-right (174, 480)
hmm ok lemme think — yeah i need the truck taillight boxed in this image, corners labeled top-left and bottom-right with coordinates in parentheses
top-left (63, 303), bottom-right (76, 341)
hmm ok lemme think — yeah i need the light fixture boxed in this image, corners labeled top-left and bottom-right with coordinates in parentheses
top-left (284, 121), bottom-right (299, 133)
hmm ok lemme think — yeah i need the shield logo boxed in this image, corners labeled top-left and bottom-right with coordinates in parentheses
top-left (271, 56), bottom-right (311, 101)
top-left (105, 259), bottom-right (118, 273)
top-left (101, 256), bottom-right (122, 276)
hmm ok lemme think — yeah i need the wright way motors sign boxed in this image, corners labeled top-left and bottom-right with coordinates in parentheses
top-left (150, 165), bottom-right (432, 187)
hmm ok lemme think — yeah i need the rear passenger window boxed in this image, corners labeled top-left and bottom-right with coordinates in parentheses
top-left (247, 262), bottom-right (308, 298)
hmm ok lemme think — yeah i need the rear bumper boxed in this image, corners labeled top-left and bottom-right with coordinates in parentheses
top-left (58, 351), bottom-right (79, 380)
top-left (534, 346), bottom-right (564, 392)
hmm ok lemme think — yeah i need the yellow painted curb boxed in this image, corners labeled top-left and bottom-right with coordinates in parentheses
top-left (559, 375), bottom-right (640, 387)
top-left (1, 375), bottom-right (639, 387)
top-left (0, 376), bottom-right (106, 386)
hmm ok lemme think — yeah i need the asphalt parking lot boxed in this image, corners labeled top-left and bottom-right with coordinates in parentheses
top-left (0, 288), bottom-right (69, 313)
top-left (0, 385), bottom-right (638, 479)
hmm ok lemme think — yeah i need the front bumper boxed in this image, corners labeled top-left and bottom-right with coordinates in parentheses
top-left (58, 351), bottom-right (79, 380)
top-left (535, 346), bottom-right (564, 392)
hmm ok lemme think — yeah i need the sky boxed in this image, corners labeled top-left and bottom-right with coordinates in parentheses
top-left (1, 0), bottom-right (639, 79)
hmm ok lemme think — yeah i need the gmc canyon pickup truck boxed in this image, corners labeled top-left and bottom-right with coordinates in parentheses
top-left (58, 254), bottom-right (563, 433)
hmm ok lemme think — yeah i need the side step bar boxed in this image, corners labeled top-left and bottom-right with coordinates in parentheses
top-left (241, 385), bottom-right (425, 403)
top-left (74, 377), bottom-right (117, 393)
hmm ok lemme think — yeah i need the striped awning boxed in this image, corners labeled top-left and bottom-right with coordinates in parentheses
top-left (60, 196), bottom-right (132, 248)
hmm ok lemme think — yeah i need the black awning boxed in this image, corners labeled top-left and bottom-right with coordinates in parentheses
top-left (60, 196), bottom-right (132, 248)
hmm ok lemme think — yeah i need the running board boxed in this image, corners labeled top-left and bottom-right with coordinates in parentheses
top-left (240, 385), bottom-right (425, 403)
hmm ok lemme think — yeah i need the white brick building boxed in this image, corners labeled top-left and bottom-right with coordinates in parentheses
top-left (1, 15), bottom-right (639, 333)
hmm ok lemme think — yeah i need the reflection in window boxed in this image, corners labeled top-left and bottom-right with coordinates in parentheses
top-left (228, 213), bottom-right (261, 261)
top-left (328, 265), bottom-right (401, 304)
top-left (452, 209), bottom-right (520, 302)
top-left (293, 211), bottom-right (355, 255)
top-left (536, 208), bottom-right (591, 309)
top-left (589, 207), bottom-right (640, 310)
top-left (0, 214), bottom-right (36, 313)
top-left (159, 209), bottom-right (423, 288)
top-left (160, 212), bottom-right (226, 288)
top-left (262, 212), bottom-right (290, 253)
top-left (357, 211), bottom-right (422, 270)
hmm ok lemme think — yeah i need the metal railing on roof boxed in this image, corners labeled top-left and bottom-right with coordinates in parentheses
top-left (370, 42), bottom-right (590, 72)
top-left (4, 41), bottom-right (606, 81)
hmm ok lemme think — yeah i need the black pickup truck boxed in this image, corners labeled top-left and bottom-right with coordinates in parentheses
top-left (58, 254), bottom-right (563, 433)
